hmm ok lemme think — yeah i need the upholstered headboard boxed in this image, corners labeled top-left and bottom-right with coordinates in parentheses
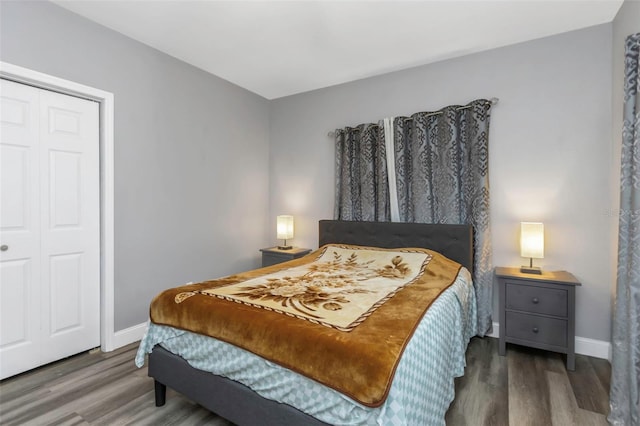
top-left (318, 220), bottom-right (474, 274)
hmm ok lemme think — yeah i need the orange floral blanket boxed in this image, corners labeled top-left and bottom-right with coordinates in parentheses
top-left (175, 245), bottom-right (432, 331)
top-left (149, 244), bottom-right (462, 407)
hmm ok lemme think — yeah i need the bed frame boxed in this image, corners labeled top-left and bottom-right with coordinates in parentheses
top-left (148, 220), bottom-right (473, 425)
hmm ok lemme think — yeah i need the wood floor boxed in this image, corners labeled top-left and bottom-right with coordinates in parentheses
top-left (0, 337), bottom-right (610, 425)
top-left (445, 338), bottom-right (610, 426)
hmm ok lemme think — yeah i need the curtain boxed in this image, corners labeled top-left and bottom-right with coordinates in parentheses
top-left (393, 99), bottom-right (493, 335)
top-left (334, 99), bottom-right (493, 336)
top-left (609, 32), bottom-right (640, 426)
top-left (334, 123), bottom-right (390, 221)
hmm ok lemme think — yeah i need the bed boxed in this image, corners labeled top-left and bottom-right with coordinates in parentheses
top-left (136, 220), bottom-right (476, 425)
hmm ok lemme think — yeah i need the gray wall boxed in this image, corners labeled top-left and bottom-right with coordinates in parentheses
top-left (0, 1), bottom-right (271, 330)
top-left (0, 0), bottom-right (622, 343)
top-left (269, 25), bottom-right (614, 342)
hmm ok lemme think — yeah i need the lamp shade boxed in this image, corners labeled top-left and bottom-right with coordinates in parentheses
top-left (276, 215), bottom-right (294, 240)
top-left (520, 222), bottom-right (544, 259)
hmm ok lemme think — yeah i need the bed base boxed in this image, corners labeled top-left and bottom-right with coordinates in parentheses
top-left (148, 220), bottom-right (473, 425)
top-left (150, 346), bottom-right (329, 425)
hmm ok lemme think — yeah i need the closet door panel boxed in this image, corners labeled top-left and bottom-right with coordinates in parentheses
top-left (0, 79), bottom-right (43, 378)
top-left (39, 89), bottom-right (100, 361)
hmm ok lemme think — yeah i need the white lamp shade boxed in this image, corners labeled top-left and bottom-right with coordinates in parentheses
top-left (520, 222), bottom-right (544, 259)
top-left (276, 215), bottom-right (294, 240)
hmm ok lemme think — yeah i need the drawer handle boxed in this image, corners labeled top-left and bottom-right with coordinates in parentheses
top-left (532, 297), bottom-right (539, 304)
top-left (532, 327), bottom-right (539, 333)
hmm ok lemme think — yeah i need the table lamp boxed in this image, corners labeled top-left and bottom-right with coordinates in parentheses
top-left (277, 215), bottom-right (294, 250)
top-left (520, 222), bottom-right (544, 274)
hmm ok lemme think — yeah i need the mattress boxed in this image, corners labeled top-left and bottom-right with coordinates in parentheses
top-left (136, 267), bottom-right (476, 425)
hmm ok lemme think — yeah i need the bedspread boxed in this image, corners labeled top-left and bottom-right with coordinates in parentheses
top-left (148, 244), bottom-right (461, 406)
top-left (136, 267), bottom-right (476, 426)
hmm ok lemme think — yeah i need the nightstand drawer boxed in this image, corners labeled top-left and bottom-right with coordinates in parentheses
top-left (505, 282), bottom-right (567, 317)
top-left (505, 311), bottom-right (567, 347)
top-left (262, 253), bottom-right (289, 267)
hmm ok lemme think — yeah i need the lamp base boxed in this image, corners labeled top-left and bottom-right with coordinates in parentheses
top-left (520, 265), bottom-right (542, 274)
top-left (277, 245), bottom-right (293, 250)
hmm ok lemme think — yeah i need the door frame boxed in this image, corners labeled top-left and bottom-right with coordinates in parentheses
top-left (1, 61), bottom-right (116, 352)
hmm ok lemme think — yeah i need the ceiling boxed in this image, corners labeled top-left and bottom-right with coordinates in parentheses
top-left (52, 0), bottom-right (623, 100)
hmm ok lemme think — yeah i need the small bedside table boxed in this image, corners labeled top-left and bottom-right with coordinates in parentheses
top-left (495, 267), bottom-right (581, 370)
top-left (260, 247), bottom-right (312, 267)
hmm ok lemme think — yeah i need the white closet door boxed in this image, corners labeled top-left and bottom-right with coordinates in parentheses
top-left (0, 79), bottom-right (100, 379)
top-left (0, 79), bottom-right (42, 376)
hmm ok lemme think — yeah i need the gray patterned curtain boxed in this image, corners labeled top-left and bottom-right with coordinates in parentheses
top-left (609, 32), bottom-right (640, 426)
top-left (393, 99), bottom-right (493, 335)
top-left (334, 123), bottom-right (390, 221)
top-left (334, 99), bottom-right (493, 336)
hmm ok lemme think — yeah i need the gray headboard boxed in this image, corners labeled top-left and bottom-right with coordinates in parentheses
top-left (318, 220), bottom-right (474, 274)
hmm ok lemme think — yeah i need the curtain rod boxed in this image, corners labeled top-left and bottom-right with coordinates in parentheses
top-left (327, 97), bottom-right (499, 138)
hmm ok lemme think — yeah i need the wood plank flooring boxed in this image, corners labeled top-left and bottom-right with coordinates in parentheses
top-left (0, 337), bottom-right (610, 425)
top-left (445, 338), bottom-right (610, 426)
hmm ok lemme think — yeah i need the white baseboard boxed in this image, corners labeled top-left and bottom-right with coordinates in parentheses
top-left (575, 336), bottom-right (611, 361)
top-left (486, 321), bottom-right (500, 338)
top-left (486, 322), bottom-right (610, 360)
top-left (111, 322), bottom-right (148, 350)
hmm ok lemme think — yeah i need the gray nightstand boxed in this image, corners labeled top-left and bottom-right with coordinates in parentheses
top-left (495, 267), bottom-right (581, 370)
top-left (260, 247), bottom-right (312, 267)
